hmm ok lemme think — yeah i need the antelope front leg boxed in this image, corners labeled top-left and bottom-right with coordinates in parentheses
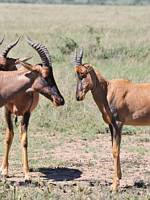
top-left (20, 112), bottom-right (30, 182)
top-left (1, 128), bottom-right (14, 178)
top-left (1, 109), bottom-right (14, 178)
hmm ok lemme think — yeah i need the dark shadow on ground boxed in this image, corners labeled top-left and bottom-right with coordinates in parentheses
top-left (38, 167), bottom-right (82, 181)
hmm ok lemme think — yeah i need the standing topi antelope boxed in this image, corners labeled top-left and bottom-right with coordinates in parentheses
top-left (0, 37), bottom-right (64, 181)
top-left (74, 48), bottom-right (150, 191)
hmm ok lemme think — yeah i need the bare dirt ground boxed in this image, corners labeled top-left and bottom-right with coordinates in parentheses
top-left (1, 131), bottom-right (150, 199)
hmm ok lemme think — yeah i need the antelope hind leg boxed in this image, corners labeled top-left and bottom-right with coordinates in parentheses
top-left (111, 137), bottom-right (121, 192)
top-left (109, 123), bottom-right (122, 192)
top-left (20, 112), bottom-right (31, 182)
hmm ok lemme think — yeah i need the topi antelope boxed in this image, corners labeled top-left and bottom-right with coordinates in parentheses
top-left (74, 48), bottom-right (150, 191)
top-left (0, 37), bottom-right (65, 181)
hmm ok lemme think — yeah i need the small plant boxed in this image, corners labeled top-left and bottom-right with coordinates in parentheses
top-left (57, 36), bottom-right (78, 55)
top-left (86, 26), bottom-right (104, 58)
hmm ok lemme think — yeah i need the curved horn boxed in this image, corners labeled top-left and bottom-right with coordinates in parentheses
top-left (26, 36), bottom-right (52, 67)
top-left (41, 46), bottom-right (52, 66)
top-left (73, 48), bottom-right (78, 65)
top-left (74, 48), bottom-right (83, 66)
top-left (0, 35), bottom-right (5, 45)
top-left (77, 48), bottom-right (83, 64)
top-left (2, 36), bottom-right (21, 57)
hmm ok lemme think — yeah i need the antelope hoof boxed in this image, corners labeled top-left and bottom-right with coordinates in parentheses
top-left (24, 175), bottom-right (31, 184)
top-left (111, 179), bottom-right (119, 192)
top-left (111, 184), bottom-right (119, 193)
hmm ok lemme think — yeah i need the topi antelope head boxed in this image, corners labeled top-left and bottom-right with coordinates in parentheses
top-left (22, 37), bottom-right (65, 106)
top-left (74, 48), bottom-right (94, 101)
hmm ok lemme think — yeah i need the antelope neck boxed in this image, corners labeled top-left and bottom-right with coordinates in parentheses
top-left (89, 69), bottom-right (97, 93)
top-left (90, 69), bottom-right (108, 113)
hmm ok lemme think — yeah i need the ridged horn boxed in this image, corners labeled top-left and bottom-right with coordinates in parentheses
top-left (78, 48), bottom-right (83, 64)
top-left (2, 36), bottom-right (21, 57)
top-left (0, 35), bottom-right (5, 45)
top-left (74, 48), bottom-right (84, 66)
top-left (26, 36), bottom-right (52, 68)
top-left (73, 48), bottom-right (78, 65)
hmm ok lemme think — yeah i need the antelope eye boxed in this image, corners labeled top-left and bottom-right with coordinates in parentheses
top-left (78, 73), bottom-right (84, 80)
top-left (80, 73), bottom-right (87, 78)
top-left (76, 72), bottom-right (87, 80)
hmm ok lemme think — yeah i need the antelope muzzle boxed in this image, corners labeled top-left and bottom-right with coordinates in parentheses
top-left (76, 87), bottom-right (86, 101)
top-left (50, 86), bottom-right (65, 106)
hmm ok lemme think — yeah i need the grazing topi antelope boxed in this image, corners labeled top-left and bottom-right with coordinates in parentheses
top-left (74, 48), bottom-right (150, 191)
top-left (0, 37), bottom-right (64, 181)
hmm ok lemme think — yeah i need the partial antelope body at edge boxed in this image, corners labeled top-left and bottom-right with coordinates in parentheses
top-left (74, 48), bottom-right (150, 191)
top-left (0, 37), bottom-right (65, 182)
top-left (0, 36), bottom-right (40, 107)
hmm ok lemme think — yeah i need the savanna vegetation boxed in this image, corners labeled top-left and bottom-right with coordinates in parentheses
top-left (0, 4), bottom-right (150, 199)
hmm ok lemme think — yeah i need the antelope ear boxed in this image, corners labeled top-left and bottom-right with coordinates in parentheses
top-left (15, 56), bottom-right (33, 64)
top-left (74, 66), bottom-right (79, 73)
top-left (18, 61), bottom-right (35, 71)
top-left (19, 61), bottom-right (43, 75)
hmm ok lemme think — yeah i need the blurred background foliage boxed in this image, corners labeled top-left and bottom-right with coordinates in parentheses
top-left (0, 0), bottom-right (150, 5)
